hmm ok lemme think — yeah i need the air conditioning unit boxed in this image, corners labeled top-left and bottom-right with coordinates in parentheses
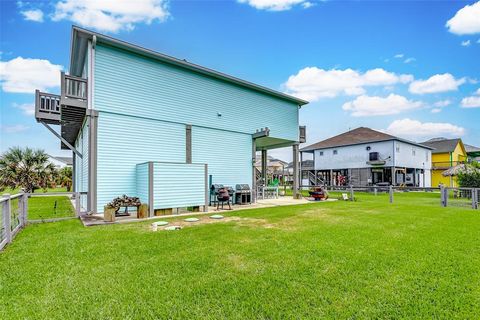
top-left (369, 152), bottom-right (379, 161)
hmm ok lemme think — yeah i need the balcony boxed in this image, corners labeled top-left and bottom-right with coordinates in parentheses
top-left (60, 72), bottom-right (87, 109)
top-left (35, 91), bottom-right (61, 124)
top-left (35, 72), bottom-right (88, 150)
top-left (432, 161), bottom-right (466, 170)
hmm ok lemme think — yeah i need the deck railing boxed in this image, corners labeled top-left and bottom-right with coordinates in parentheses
top-left (60, 72), bottom-right (87, 108)
top-left (35, 90), bottom-right (61, 123)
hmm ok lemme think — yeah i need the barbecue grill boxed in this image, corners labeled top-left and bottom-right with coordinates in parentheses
top-left (235, 184), bottom-right (251, 205)
top-left (210, 184), bottom-right (235, 206)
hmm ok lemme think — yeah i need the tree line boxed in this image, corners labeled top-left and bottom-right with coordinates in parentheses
top-left (0, 147), bottom-right (72, 193)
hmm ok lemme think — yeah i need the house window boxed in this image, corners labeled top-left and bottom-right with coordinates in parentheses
top-left (426, 152), bottom-right (429, 161)
top-left (333, 150), bottom-right (338, 155)
top-left (396, 146), bottom-right (400, 152)
top-left (412, 148), bottom-right (416, 156)
top-left (319, 151), bottom-right (324, 156)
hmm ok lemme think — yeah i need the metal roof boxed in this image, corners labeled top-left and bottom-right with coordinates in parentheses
top-left (301, 127), bottom-right (433, 152)
top-left (69, 26), bottom-right (309, 106)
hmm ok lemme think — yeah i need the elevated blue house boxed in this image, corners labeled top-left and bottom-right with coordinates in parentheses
top-left (35, 26), bottom-right (308, 214)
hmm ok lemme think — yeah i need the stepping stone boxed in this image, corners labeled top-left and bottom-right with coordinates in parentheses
top-left (151, 221), bottom-right (169, 231)
top-left (209, 214), bottom-right (224, 219)
top-left (184, 218), bottom-right (200, 222)
top-left (164, 226), bottom-right (182, 231)
top-left (152, 221), bottom-right (169, 226)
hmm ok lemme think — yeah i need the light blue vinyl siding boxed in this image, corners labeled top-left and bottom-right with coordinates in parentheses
top-left (136, 163), bottom-right (149, 205)
top-left (152, 163), bottom-right (206, 209)
top-left (94, 44), bottom-right (299, 142)
top-left (96, 112), bottom-right (185, 211)
top-left (192, 126), bottom-right (252, 187)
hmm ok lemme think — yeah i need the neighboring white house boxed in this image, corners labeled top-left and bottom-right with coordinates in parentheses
top-left (300, 127), bottom-right (433, 187)
top-left (48, 155), bottom-right (73, 169)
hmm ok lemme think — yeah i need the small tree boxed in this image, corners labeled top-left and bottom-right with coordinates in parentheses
top-left (457, 162), bottom-right (480, 188)
top-left (0, 147), bottom-right (57, 193)
top-left (58, 166), bottom-right (73, 191)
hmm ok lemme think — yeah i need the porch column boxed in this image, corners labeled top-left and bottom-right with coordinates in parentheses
top-left (72, 151), bottom-right (76, 193)
top-left (87, 109), bottom-right (98, 214)
top-left (252, 139), bottom-right (257, 203)
top-left (261, 149), bottom-right (267, 185)
top-left (292, 144), bottom-right (300, 199)
top-left (300, 151), bottom-right (303, 187)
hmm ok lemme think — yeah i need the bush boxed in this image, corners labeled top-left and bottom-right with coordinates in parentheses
top-left (457, 163), bottom-right (480, 188)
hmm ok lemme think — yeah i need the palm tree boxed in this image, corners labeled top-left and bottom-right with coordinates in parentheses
top-left (58, 166), bottom-right (73, 191)
top-left (0, 147), bottom-right (58, 193)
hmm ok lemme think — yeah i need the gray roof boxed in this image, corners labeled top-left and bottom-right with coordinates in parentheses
top-left (420, 138), bottom-right (461, 154)
top-left (465, 143), bottom-right (480, 153)
top-left (49, 156), bottom-right (73, 165)
top-left (70, 26), bottom-right (308, 106)
top-left (301, 127), bottom-right (433, 152)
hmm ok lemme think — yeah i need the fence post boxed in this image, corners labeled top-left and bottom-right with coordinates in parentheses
top-left (75, 192), bottom-right (81, 217)
top-left (2, 194), bottom-right (12, 244)
top-left (389, 186), bottom-right (393, 203)
top-left (349, 185), bottom-right (354, 201)
top-left (443, 187), bottom-right (448, 207)
top-left (473, 189), bottom-right (478, 210)
top-left (23, 193), bottom-right (29, 225)
top-left (440, 185), bottom-right (444, 207)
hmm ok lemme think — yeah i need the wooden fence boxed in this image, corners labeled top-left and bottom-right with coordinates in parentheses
top-left (1, 192), bottom-right (88, 251)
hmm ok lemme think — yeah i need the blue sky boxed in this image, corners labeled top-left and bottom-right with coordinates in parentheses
top-left (1, 0), bottom-right (479, 161)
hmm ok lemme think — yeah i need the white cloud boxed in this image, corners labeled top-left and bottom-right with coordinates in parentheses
top-left (284, 67), bottom-right (413, 101)
top-left (0, 57), bottom-right (63, 93)
top-left (21, 9), bottom-right (44, 22)
top-left (385, 119), bottom-right (465, 139)
top-left (461, 88), bottom-right (480, 108)
top-left (461, 39), bottom-right (471, 46)
top-left (1, 124), bottom-right (30, 134)
top-left (408, 73), bottom-right (465, 94)
top-left (52, 0), bottom-right (169, 33)
top-left (430, 99), bottom-right (451, 113)
top-left (394, 53), bottom-right (404, 58)
top-left (404, 57), bottom-right (416, 63)
top-left (238, 0), bottom-right (312, 11)
top-left (446, 1), bottom-right (480, 35)
top-left (342, 94), bottom-right (423, 117)
top-left (433, 99), bottom-right (452, 108)
top-left (13, 103), bottom-right (35, 116)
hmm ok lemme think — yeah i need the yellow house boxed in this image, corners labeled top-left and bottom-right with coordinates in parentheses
top-left (421, 138), bottom-right (468, 187)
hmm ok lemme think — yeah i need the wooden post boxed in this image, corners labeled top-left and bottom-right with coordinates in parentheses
top-left (472, 189), bottom-right (477, 210)
top-left (440, 185), bottom-right (445, 207)
top-left (389, 186), bottom-right (393, 203)
top-left (443, 187), bottom-right (448, 207)
top-left (2, 194), bottom-right (12, 244)
top-left (75, 192), bottom-right (81, 217)
top-left (23, 193), bottom-right (29, 225)
top-left (292, 144), bottom-right (300, 199)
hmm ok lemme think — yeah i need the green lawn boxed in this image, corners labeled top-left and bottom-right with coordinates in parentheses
top-left (1, 193), bottom-right (479, 319)
top-left (27, 196), bottom-right (75, 220)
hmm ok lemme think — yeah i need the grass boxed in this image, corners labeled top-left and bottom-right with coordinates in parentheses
top-left (1, 192), bottom-right (479, 319)
top-left (27, 196), bottom-right (75, 220)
